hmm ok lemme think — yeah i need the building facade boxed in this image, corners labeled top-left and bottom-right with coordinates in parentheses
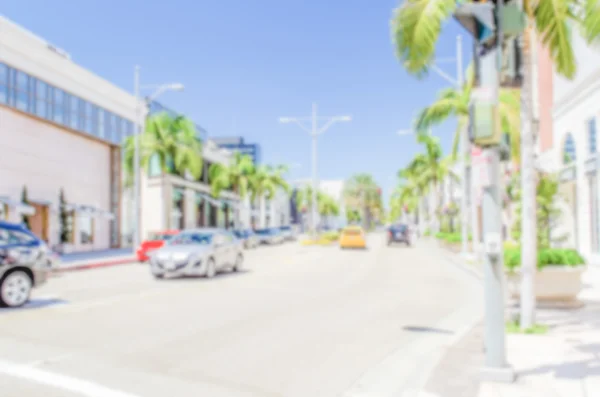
top-left (211, 136), bottom-right (261, 165)
top-left (0, 16), bottom-right (136, 252)
top-left (549, 30), bottom-right (600, 263)
top-left (139, 140), bottom-right (241, 240)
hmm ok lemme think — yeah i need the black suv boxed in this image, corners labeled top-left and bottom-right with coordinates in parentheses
top-left (387, 224), bottom-right (411, 246)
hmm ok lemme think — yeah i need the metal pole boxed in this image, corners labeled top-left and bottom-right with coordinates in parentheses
top-left (479, 0), bottom-right (513, 381)
top-left (133, 66), bottom-right (141, 250)
top-left (457, 35), bottom-right (470, 256)
top-left (311, 103), bottom-right (319, 241)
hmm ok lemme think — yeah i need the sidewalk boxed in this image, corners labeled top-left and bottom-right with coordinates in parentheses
top-left (56, 247), bottom-right (136, 271)
top-left (424, 239), bottom-right (600, 397)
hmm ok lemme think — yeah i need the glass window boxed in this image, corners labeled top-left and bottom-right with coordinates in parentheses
top-left (0, 64), bottom-right (8, 104)
top-left (68, 95), bottom-right (79, 130)
top-left (114, 115), bottom-right (122, 143)
top-left (35, 80), bottom-right (48, 119)
top-left (85, 102), bottom-right (95, 135)
top-left (78, 98), bottom-right (86, 132)
top-left (105, 111), bottom-right (114, 142)
top-left (53, 88), bottom-right (65, 124)
top-left (15, 70), bottom-right (29, 112)
top-left (563, 133), bottom-right (576, 164)
top-left (589, 119), bottom-right (597, 155)
top-left (97, 108), bottom-right (105, 138)
top-left (78, 215), bottom-right (94, 244)
top-left (121, 118), bottom-right (129, 142)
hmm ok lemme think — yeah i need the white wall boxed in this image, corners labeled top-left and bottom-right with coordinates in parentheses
top-left (552, 31), bottom-right (600, 261)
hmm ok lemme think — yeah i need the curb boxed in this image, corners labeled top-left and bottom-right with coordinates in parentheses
top-left (55, 257), bottom-right (137, 272)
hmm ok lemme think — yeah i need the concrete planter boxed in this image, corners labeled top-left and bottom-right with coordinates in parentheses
top-left (506, 265), bottom-right (587, 308)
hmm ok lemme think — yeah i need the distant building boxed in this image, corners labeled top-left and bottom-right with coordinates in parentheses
top-left (211, 136), bottom-right (261, 165)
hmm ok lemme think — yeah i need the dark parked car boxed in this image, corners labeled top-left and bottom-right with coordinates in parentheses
top-left (255, 228), bottom-right (284, 245)
top-left (233, 229), bottom-right (259, 249)
top-left (0, 221), bottom-right (52, 307)
top-left (278, 225), bottom-right (296, 241)
top-left (387, 224), bottom-right (411, 246)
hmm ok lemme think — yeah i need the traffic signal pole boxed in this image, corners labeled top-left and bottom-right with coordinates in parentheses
top-left (454, 0), bottom-right (520, 383)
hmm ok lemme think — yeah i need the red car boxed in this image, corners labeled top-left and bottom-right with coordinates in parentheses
top-left (136, 230), bottom-right (179, 262)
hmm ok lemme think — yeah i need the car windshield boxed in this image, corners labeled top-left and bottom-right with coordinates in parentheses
top-left (391, 225), bottom-right (407, 232)
top-left (168, 232), bottom-right (213, 245)
top-left (280, 226), bottom-right (291, 231)
top-left (148, 232), bottom-right (175, 241)
top-left (343, 228), bottom-right (362, 236)
top-left (233, 231), bottom-right (246, 238)
top-left (255, 229), bottom-right (270, 235)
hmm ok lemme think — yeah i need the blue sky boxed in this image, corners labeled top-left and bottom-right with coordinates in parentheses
top-left (4, 0), bottom-right (470, 202)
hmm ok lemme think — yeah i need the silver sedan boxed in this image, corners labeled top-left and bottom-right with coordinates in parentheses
top-left (149, 228), bottom-right (244, 279)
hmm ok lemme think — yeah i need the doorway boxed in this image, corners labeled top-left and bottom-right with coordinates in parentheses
top-left (30, 203), bottom-right (49, 242)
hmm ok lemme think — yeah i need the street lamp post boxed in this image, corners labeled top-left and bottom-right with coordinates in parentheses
top-left (132, 66), bottom-right (184, 250)
top-left (279, 103), bottom-right (351, 241)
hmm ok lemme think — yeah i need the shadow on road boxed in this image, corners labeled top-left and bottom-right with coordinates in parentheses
top-left (165, 269), bottom-right (252, 282)
top-left (403, 325), bottom-right (453, 335)
top-left (0, 297), bottom-right (69, 313)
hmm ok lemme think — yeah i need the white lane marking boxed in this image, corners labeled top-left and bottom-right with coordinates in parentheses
top-left (0, 359), bottom-right (141, 397)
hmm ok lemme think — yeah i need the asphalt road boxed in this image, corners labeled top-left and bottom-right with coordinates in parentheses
top-left (0, 234), bottom-right (482, 397)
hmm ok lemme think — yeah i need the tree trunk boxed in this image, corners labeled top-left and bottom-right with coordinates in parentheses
top-left (519, 26), bottom-right (538, 330)
top-left (431, 182), bottom-right (439, 234)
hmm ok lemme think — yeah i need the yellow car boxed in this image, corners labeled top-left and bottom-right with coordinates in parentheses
top-left (339, 226), bottom-right (367, 249)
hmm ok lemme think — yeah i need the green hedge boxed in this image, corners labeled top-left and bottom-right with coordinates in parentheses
top-left (504, 247), bottom-right (585, 272)
top-left (435, 232), bottom-right (472, 243)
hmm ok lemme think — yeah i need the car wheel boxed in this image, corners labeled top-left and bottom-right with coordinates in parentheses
top-left (153, 273), bottom-right (164, 279)
top-left (205, 258), bottom-right (216, 279)
top-left (0, 269), bottom-right (33, 308)
top-left (233, 253), bottom-right (244, 272)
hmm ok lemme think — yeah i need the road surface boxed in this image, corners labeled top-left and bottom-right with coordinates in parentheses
top-left (0, 234), bottom-right (481, 397)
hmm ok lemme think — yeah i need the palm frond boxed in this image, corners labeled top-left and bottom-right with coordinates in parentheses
top-left (391, 0), bottom-right (457, 75)
top-left (533, 0), bottom-right (577, 78)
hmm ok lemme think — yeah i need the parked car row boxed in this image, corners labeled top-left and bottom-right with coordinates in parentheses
top-left (137, 226), bottom-right (298, 262)
top-left (136, 226), bottom-right (298, 280)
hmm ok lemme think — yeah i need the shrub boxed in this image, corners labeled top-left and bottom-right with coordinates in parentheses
top-left (423, 229), bottom-right (431, 237)
top-left (435, 232), bottom-right (472, 243)
top-left (504, 247), bottom-right (585, 272)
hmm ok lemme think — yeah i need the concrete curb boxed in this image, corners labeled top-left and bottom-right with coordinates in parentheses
top-left (54, 257), bottom-right (137, 272)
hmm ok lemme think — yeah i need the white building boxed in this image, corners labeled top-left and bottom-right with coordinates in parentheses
top-left (0, 16), bottom-right (137, 252)
top-left (549, 30), bottom-right (600, 263)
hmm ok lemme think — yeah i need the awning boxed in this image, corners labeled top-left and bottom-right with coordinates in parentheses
top-left (29, 198), bottom-right (58, 213)
top-left (67, 204), bottom-right (115, 220)
top-left (196, 193), bottom-right (225, 208)
top-left (0, 197), bottom-right (36, 215)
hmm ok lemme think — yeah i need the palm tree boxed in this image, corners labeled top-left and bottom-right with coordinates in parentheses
top-left (317, 192), bottom-right (341, 229)
top-left (123, 112), bottom-right (203, 183)
top-left (344, 174), bottom-right (382, 230)
top-left (412, 133), bottom-right (445, 233)
top-left (141, 113), bottom-right (203, 179)
top-left (391, 0), bottom-right (600, 328)
top-left (209, 153), bottom-right (256, 228)
top-left (390, 178), bottom-right (419, 225)
top-left (250, 165), bottom-right (290, 228)
top-left (415, 65), bottom-right (521, 162)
